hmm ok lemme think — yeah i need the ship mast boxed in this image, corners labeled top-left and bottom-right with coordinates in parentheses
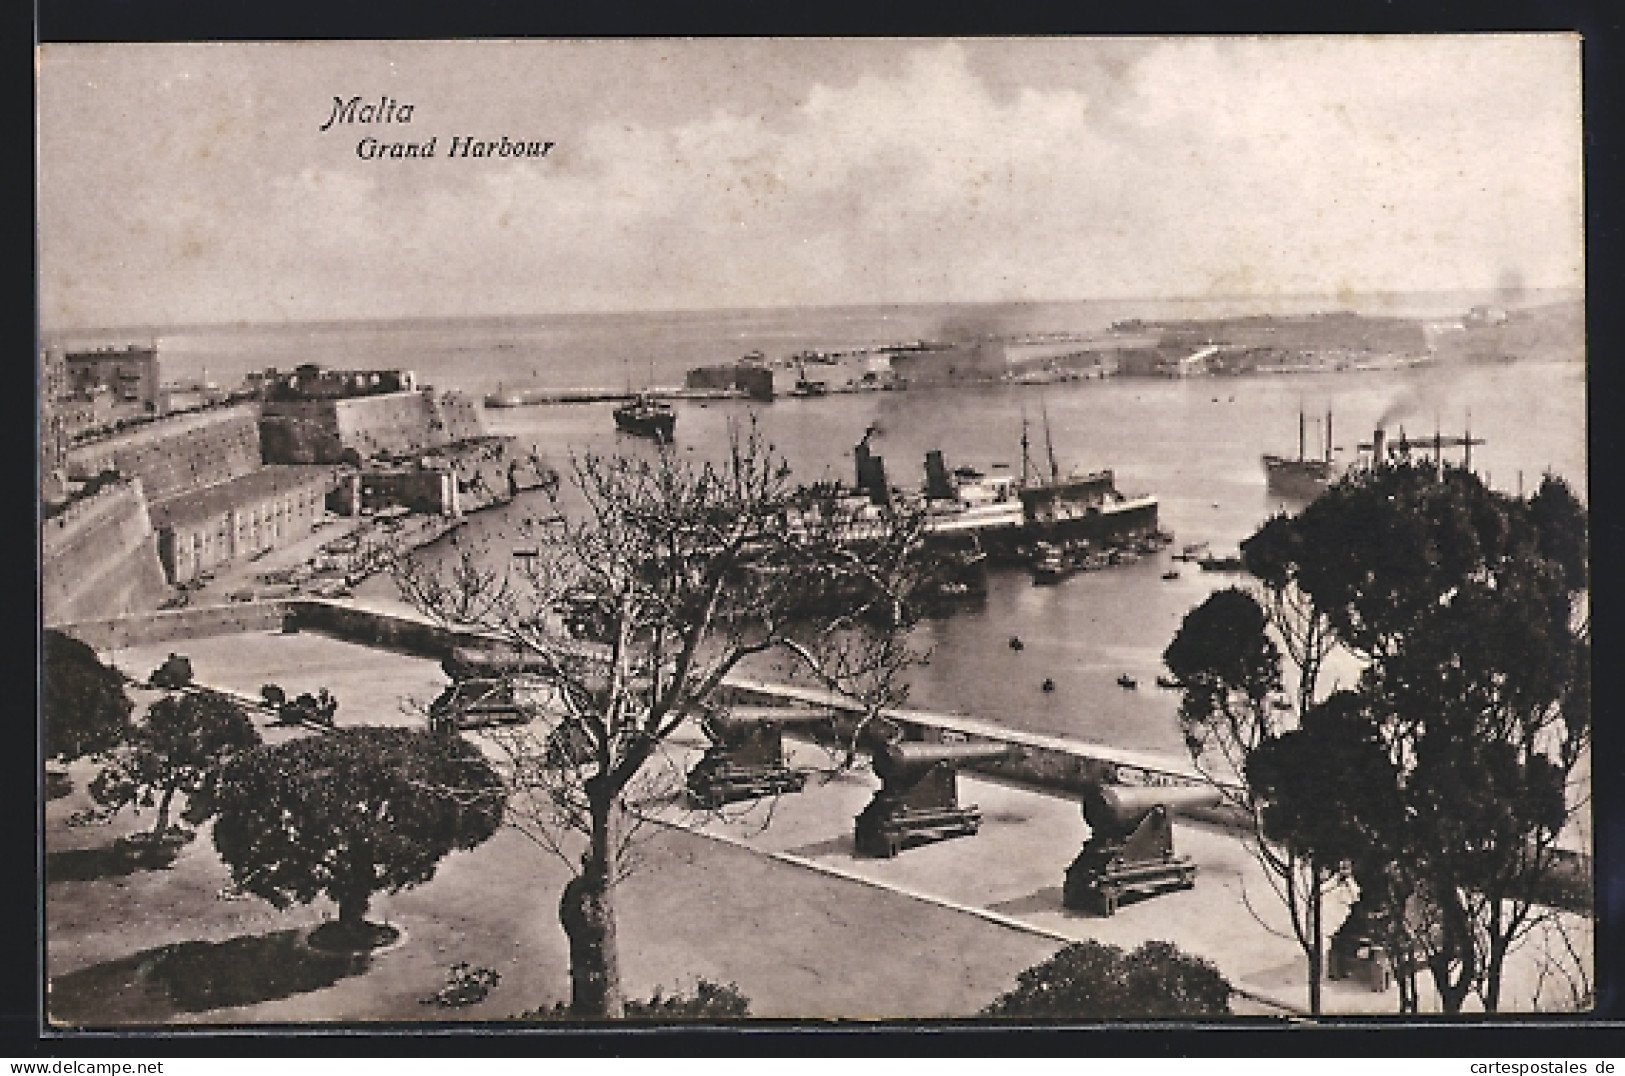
top-left (1040, 396), bottom-right (1060, 484)
top-left (1298, 407), bottom-right (1306, 463)
top-left (1020, 405), bottom-right (1034, 487)
top-left (1325, 408), bottom-right (1333, 465)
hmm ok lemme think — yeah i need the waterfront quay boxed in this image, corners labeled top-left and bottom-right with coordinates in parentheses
top-left (46, 604), bottom-right (1590, 1022)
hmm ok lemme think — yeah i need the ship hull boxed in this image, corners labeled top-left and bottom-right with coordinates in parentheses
top-left (614, 407), bottom-right (676, 442)
top-left (1261, 455), bottom-right (1334, 501)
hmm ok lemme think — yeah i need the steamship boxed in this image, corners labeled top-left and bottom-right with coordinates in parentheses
top-left (1262, 408), bottom-right (1339, 501)
top-left (613, 395), bottom-right (677, 442)
top-left (851, 414), bottom-right (1160, 562)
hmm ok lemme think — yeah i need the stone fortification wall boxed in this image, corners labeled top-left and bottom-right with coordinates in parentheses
top-left (428, 392), bottom-right (486, 444)
top-left (333, 392), bottom-right (435, 458)
top-left (258, 401), bottom-right (345, 464)
top-left (261, 390), bottom-right (489, 464)
top-left (65, 406), bottom-right (261, 502)
top-left (41, 480), bottom-right (171, 626)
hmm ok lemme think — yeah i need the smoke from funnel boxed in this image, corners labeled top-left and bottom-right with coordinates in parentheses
top-left (1376, 394), bottom-right (1421, 430)
top-left (936, 312), bottom-right (1006, 343)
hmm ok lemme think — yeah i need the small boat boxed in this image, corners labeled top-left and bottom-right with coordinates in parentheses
top-left (1198, 553), bottom-right (1246, 572)
top-left (1008, 635), bottom-right (1025, 651)
top-left (1041, 678), bottom-right (1056, 693)
top-left (1031, 544), bottom-right (1075, 585)
top-left (1162, 569), bottom-right (1180, 581)
top-left (613, 395), bottom-right (676, 442)
top-left (1117, 675), bottom-right (1138, 690)
top-left (1155, 675), bottom-right (1182, 690)
top-left (1173, 542), bottom-right (1210, 562)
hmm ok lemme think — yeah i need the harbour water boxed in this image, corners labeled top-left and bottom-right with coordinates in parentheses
top-left (382, 356), bottom-right (1583, 760)
top-left (95, 298), bottom-right (1584, 759)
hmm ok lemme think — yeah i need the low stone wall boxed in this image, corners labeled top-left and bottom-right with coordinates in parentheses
top-left (716, 680), bottom-right (1247, 829)
top-left (284, 600), bottom-right (468, 658)
top-left (58, 600), bottom-right (292, 651)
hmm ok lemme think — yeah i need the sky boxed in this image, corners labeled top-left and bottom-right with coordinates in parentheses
top-left (36, 36), bottom-right (1584, 329)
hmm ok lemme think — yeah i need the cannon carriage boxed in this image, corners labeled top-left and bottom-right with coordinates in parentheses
top-left (1063, 782), bottom-right (1220, 915)
top-left (428, 677), bottom-right (534, 731)
top-left (685, 706), bottom-right (830, 809)
top-left (854, 740), bottom-right (1015, 858)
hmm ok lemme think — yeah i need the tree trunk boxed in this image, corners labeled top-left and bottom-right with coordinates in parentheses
top-left (338, 888), bottom-right (371, 929)
top-left (1431, 891), bottom-right (1476, 1015)
top-left (1394, 954), bottom-right (1419, 1014)
top-left (1484, 927), bottom-right (1508, 1013)
top-left (1307, 870), bottom-right (1323, 1015)
top-left (152, 786), bottom-right (175, 841)
top-left (337, 847), bottom-right (373, 931)
top-left (561, 784), bottom-right (624, 1018)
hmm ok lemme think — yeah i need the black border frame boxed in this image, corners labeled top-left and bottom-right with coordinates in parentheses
top-left (22, 0), bottom-right (1625, 1058)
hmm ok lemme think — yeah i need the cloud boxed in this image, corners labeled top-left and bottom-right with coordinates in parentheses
top-left (37, 37), bottom-right (1584, 326)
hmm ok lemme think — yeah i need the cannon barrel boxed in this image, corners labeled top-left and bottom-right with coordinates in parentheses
top-left (709, 706), bottom-right (832, 729)
top-left (445, 644), bottom-right (552, 679)
top-left (875, 739), bottom-right (1015, 778)
top-left (1082, 783), bottom-right (1222, 835)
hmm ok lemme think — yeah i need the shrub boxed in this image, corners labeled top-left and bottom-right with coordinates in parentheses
top-left (983, 940), bottom-right (1231, 1019)
top-left (514, 979), bottom-right (751, 1021)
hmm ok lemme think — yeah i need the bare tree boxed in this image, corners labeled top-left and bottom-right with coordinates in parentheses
top-left (393, 421), bottom-right (929, 1017)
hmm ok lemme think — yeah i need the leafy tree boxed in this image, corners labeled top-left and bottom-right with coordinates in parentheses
top-left (393, 422), bottom-right (928, 1016)
top-left (982, 940), bottom-right (1231, 1018)
top-left (42, 629), bottom-right (133, 764)
top-left (85, 690), bottom-right (262, 843)
top-left (1244, 690), bottom-right (1407, 1009)
top-left (205, 726), bottom-right (506, 947)
top-left (1167, 460), bottom-right (1589, 1013)
top-left (1163, 585), bottom-right (1337, 1013)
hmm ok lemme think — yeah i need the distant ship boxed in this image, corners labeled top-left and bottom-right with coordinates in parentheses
top-left (613, 395), bottom-right (676, 442)
top-left (1262, 408), bottom-right (1338, 501)
top-left (911, 405), bottom-right (1161, 559)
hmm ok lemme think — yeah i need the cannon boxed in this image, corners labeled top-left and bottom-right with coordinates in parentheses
top-left (442, 644), bottom-right (554, 682)
top-left (685, 706), bottom-right (829, 809)
top-left (1063, 782), bottom-right (1221, 914)
top-left (428, 677), bottom-right (533, 731)
top-left (854, 739), bottom-right (1015, 858)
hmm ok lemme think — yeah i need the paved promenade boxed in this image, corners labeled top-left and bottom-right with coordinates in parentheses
top-left (96, 628), bottom-right (1593, 1020)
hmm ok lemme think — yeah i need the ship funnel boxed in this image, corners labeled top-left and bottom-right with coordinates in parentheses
top-left (924, 450), bottom-right (954, 500)
top-left (1371, 427), bottom-right (1387, 466)
top-left (854, 439), bottom-right (890, 506)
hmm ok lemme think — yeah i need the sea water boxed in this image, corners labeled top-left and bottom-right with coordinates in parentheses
top-left (85, 298), bottom-right (1585, 757)
top-left (403, 357), bottom-right (1584, 759)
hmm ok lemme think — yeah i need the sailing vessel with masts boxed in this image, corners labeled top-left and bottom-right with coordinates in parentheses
top-left (1262, 407), bottom-right (1338, 500)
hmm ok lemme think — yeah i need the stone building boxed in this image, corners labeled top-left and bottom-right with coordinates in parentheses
top-left (150, 466), bottom-right (336, 585)
top-left (63, 344), bottom-right (161, 411)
